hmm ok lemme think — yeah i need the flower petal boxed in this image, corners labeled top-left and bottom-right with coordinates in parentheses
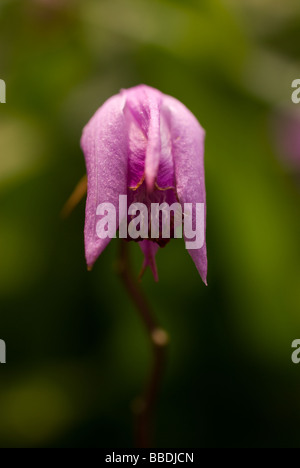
top-left (123, 85), bottom-right (162, 191)
top-left (156, 110), bottom-right (175, 189)
top-left (81, 94), bottom-right (128, 268)
top-left (124, 105), bottom-right (147, 189)
top-left (162, 95), bottom-right (207, 284)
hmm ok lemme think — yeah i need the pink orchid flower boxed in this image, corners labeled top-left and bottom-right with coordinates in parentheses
top-left (81, 85), bottom-right (207, 284)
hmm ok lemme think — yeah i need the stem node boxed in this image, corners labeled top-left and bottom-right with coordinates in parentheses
top-left (118, 240), bottom-right (168, 448)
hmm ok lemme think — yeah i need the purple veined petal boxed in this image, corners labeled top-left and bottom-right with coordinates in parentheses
top-left (139, 240), bottom-right (159, 282)
top-left (145, 94), bottom-right (162, 191)
top-left (156, 110), bottom-right (175, 189)
top-left (162, 95), bottom-right (207, 285)
top-left (81, 94), bottom-right (128, 269)
top-left (123, 104), bottom-right (147, 189)
top-left (123, 85), bottom-right (163, 191)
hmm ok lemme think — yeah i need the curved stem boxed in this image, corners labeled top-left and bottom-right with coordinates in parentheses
top-left (118, 240), bottom-right (169, 448)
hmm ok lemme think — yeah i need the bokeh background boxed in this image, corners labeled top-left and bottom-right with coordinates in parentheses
top-left (0, 0), bottom-right (300, 448)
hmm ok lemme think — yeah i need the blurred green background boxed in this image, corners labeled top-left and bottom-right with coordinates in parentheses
top-left (1, 0), bottom-right (300, 448)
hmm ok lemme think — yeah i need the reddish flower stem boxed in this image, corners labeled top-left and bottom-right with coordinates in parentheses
top-left (118, 240), bottom-right (169, 448)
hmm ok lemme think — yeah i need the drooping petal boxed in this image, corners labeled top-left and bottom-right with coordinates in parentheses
top-left (123, 85), bottom-right (162, 191)
top-left (162, 95), bottom-right (207, 284)
top-left (139, 240), bottom-right (159, 282)
top-left (81, 94), bottom-right (128, 269)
